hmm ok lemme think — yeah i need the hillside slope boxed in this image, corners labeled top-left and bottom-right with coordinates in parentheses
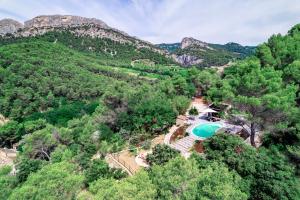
top-left (0, 40), bottom-right (173, 120)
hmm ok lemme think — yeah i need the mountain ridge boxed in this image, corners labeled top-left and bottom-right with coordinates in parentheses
top-left (0, 15), bottom-right (166, 55)
top-left (157, 37), bottom-right (256, 67)
top-left (0, 15), bottom-right (255, 67)
top-left (0, 15), bottom-right (174, 66)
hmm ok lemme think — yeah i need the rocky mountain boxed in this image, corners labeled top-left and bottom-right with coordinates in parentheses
top-left (181, 37), bottom-right (212, 49)
top-left (0, 15), bottom-right (167, 57)
top-left (0, 15), bottom-right (255, 68)
top-left (23, 15), bottom-right (109, 29)
top-left (0, 15), bottom-right (174, 66)
top-left (157, 37), bottom-right (256, 67)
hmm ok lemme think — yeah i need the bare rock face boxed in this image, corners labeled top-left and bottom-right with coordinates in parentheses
top-left (172, 54), bottom-right (203, 66)
top-left (0, 19), bottom-right (23, 35)
top-left (24, 15), bottom-right (109, 29)
top-left (181, 37), bottom-right (211, 49)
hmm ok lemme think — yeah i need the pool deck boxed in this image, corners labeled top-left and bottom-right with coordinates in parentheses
top-left (169, 115), bottom-right (236, 158)
top-left (167, 97), bottom-right (244, 157)
top-left (187, 121), bottom-right (224, 140)
top-left (187, 115), bottom-right (225, 130)
top-left (166, 97), bottom-right (263, 158)
top-left (169, 136), bottom-right (195, 158)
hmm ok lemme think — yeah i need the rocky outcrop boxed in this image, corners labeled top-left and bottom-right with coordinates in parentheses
top-left (172, 54), bottom-right (203, 66)
top-left (181, 37), bottom-right (212, 49)
top-left (24, 15), bottom-right (109, 29)
top-left (169, 37), bottom-right (209, 66)
top-left (0, 19), bottom-right (23, 35)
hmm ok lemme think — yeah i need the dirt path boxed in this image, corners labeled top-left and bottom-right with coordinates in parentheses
top-left (0, 148), bottom-right (17, 173)
top-left (105, 134), bottom-right (165, 175)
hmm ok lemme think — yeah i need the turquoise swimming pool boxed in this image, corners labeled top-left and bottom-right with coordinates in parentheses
top-left (192, 123), bottom-right (222, 139)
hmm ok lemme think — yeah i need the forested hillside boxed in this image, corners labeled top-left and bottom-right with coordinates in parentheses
top-left (0, 18), bottom-right (299, 200)
top-left (0, 39), bottom-right (194, 146)
top-left (1, 31), bottom-right (174, 66)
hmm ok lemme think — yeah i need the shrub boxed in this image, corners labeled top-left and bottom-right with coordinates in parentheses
top-left (189, 107), bottom-right (199, 115)
top-left (146, 144), bottom-right (179, 166)
top-left (141, 140), bottom-right (152, 150)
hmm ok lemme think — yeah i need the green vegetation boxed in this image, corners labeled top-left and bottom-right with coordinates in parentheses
top-left (146, 144), bottom-right (180, 166)
top-left (203, 24), bottom-right (300, 199)
top-left (188, 107), bottom-right (199, 115)
top-left (0, 166), bottom-right (17, 199)
top-left (149, 157), bottom-right (247, 200)
top-left (211, 42), bottom-right (256, 58)
top-left (8, 162), bottom-right (84, 200)
top-left (24, 101), bottom-right (99, 126)
top-left (211, 58), bottom-right (297, 146)
top-left (157, 43), bottom-right (181, 53)
top-left (0, 23), bottom-right (299, 200)
top-left (202, 134), bottom-right (300, 200)
top-left (0, 30), bottom-right (174, 66)
top-left (84, 159), bottom-right (127, 184)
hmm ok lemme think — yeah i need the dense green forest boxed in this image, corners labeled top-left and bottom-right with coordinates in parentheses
top-left (0, 23), bottom-right (300, 200)
top-left (210, 42), bottom-right (256, 58)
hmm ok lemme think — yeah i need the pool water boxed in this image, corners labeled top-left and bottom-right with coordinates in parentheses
top-left (192, 123), bottom-right (222, 139)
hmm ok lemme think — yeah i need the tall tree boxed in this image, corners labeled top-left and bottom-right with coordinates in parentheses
top-left (203, 133), bottom-right (300, 200)
top-left (220, 58), bottom-right (297, 146)
top-left (89, 171), bottom-right (156, 200)
top-left (150, 157), bottom-right (247, 200)
top-left (0, 166), bottom-right (17, 200)
top-left (9, 162), bottom-right (84, 200)
top-left (146, 144), bottom-right (179, 166)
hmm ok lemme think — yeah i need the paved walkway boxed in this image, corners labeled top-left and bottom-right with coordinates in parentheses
top-left (169, 136), bottom-right (196, 158)
top-left (164, 125), bottom-right (178, 145)
top-left (164, 97), bottom-right (209, 157)
top-left (186, 97), bottom-right (208, 115)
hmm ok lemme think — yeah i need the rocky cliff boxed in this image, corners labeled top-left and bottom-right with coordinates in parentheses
top-left (171, 54), bottom-right (203, 66)
top-left (181, 37), bottom-right (212, 49)
top-left (171, 37), bottom-right (214, 66)
top-left (0, 19), bottom-right (23, 35)
top-left (24, 15), bottom-right (109, 29)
